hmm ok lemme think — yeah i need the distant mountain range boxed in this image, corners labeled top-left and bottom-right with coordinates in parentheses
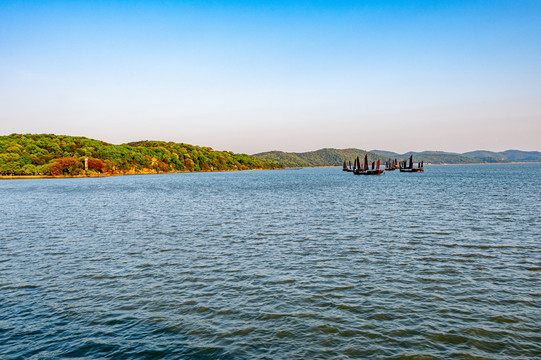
top-left (462, 150), bottom-right (541, 162)
top-left (253, 148), bottom-right (389, 168)
top-left (253, 148), bottom-right (541, 167)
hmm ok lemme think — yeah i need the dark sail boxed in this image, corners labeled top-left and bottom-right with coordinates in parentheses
top-left (364, 154), bottom-right (368, 170)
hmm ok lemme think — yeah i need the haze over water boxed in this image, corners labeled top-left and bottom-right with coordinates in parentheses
top-left (1, 164), bottom-right (540, 359)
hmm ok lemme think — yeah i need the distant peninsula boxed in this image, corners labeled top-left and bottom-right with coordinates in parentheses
top-left (253, 148), bottom-right (541, 167)
top-left (0, 134), bottom-right (282, 177)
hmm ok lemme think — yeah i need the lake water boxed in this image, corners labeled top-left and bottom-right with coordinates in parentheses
top-left (1, 164), bottom-right (540, 359)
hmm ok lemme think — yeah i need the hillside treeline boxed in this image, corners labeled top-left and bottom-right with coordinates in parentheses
top-left (0, 134), bottom-right (282, 176)
top-left (253, 148), bottom-right (389, 168)
top-left (254, 148), bottom-right (541, 167)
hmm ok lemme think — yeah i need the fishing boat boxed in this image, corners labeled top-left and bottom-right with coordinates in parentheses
top-left (351, 156), bottom-right (361, 173)
top-left (385, 158), bottom-right (398, 171)
top-left (354, 154), bottom-right (384, 175)
top-left (400, 155), bottom-right (424, 173)
top-left (343, 160), bottom-right (353, 172)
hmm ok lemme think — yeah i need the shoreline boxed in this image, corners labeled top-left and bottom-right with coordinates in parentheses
top-left (0, 167), bottom-right (277, 180)
top-left (1, 162), bottom-right (539, 180)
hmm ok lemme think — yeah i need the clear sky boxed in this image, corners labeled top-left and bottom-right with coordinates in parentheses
top-left (1, 0), bottom-right (540, 154)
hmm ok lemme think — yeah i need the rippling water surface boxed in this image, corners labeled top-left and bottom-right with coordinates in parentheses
top-left (1, 164), bottom-right (540, 359)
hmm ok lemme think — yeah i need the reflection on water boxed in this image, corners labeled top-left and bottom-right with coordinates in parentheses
top-left (1, 164), bottom-right (540, 359)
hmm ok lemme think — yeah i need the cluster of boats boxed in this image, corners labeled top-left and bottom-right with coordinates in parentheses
top-left (342, 154), bottom-right (423, 175)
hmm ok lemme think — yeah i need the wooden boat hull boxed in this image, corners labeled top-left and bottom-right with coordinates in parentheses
top-left (399, 168), bottom-right (424, 173)
top-left (353, 169), bottom-right (384, 175)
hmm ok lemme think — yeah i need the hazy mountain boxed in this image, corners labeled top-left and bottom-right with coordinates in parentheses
top-left (254, 148), bottom-right (540, 167)
top-left (371, 150), bottom-right (481, 164)
top-left (462, 150), bottom-right (506, 163)
top-left (462, 150), bottom-right (503, 159)
top-left (500, 150), bottom-right (541, 162)
top-left (407, 151), bottom-right (483, 164)
top-left (253, 148), bottom-right (388, 168)
top-left (369, 150), bottom-right (401, 158)
top-left (464, 150), bottom-right (541, 162)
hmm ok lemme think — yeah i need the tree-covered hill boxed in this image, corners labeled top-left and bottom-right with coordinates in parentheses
top-left (462, 150), bottom-right (541, 162)
top-left (407, 151), bottom-right (484, 164)
top-left (0, 134), bottom-right (282, 176)
top-left (370, 150), bottom-right (486, 164)
top-left (368, 150), bottom-right (401, 159)
top-left (255, 147), bottom-right (539, 167)
top-left (253, 148), bottom-right (388, 167)
top-left (462, 150), bottom-right (505, 161)
top-left (375, 150), bottom-right (541, 164)
top-left (498, 150), bottom-right (541, 162)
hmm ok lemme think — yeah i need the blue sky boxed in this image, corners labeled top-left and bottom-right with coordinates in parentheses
top-left (1, 0), bottom-right (540, 153)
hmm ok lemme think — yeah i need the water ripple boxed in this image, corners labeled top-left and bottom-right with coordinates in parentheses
top-left (1, 165), bottom-right (540, 359)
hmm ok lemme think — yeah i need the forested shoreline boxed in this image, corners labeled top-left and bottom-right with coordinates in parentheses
top-left (3, 134), bottom-right (539, 178)
top-left (0, 134), bottom-right (282, 177)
